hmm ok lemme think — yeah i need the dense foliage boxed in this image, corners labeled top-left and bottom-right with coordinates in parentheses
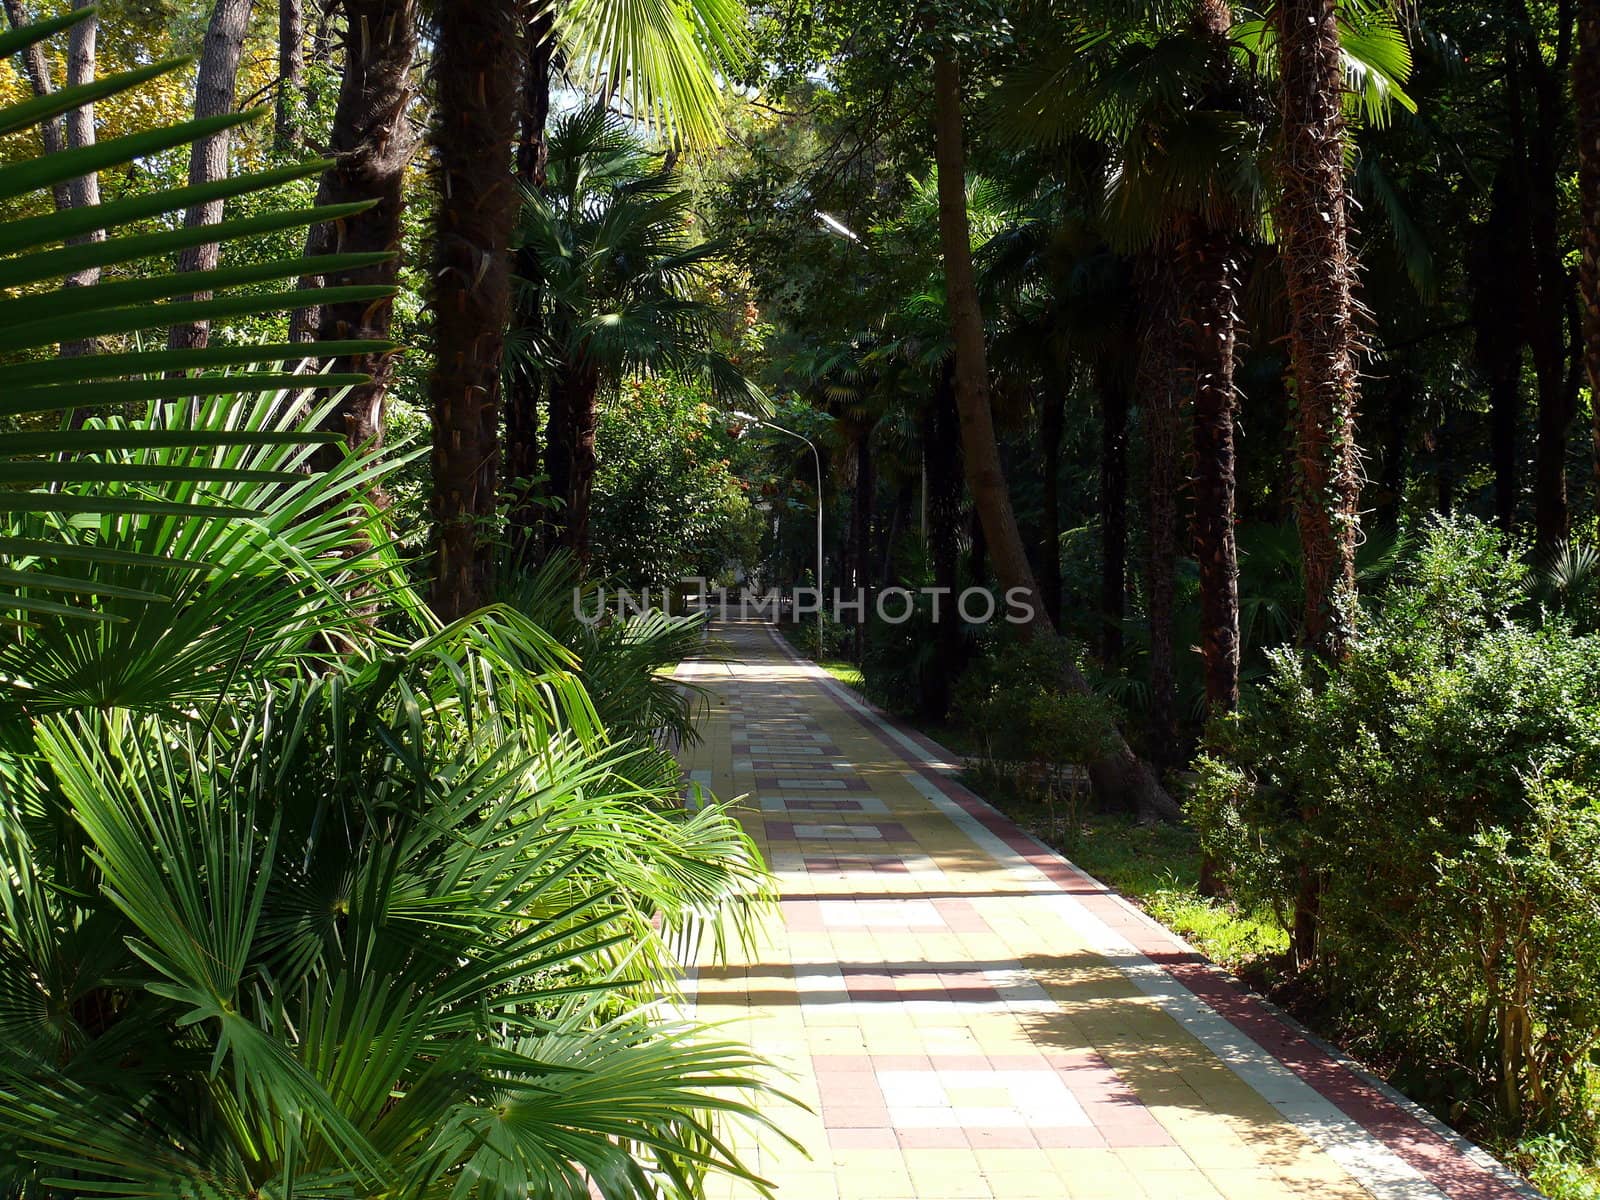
top-left (0, 22), bottom-right (779, 1198)
top-left (1193, 518), bottom-right (1600, 1137)
top-left (589, 377), bottom-right (762, 590)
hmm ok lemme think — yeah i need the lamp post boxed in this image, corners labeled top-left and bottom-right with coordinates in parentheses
top-left (734, 411), bottom-right (824, 657)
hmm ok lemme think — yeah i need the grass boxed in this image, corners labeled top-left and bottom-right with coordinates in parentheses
top-left (818, 660), bottom-right (863, 689)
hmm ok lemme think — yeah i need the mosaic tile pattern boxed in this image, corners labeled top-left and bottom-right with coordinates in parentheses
top-left (674, 622), bottom-right (1535, 1200)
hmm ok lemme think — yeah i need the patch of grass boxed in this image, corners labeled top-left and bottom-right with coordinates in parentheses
top-left (817, 660), bottom-right (863, 689)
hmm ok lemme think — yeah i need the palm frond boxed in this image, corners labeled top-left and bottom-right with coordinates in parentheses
top-left (0, 12), bottom-right (395, 623)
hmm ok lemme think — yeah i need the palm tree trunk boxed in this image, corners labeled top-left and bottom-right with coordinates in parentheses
top-left (1139, 255), bottom-right (1183, 764)
top-left (1276, 0), bottom-right (1362, 661)
top-left (275, 0), bottom-right (304, 151)
top-left (851, 426), bottom-right (874, 660)
top-left (1579, 0), bottom-right (1600, 489)
top-left (1039, 372), bottom-right (1065, 630)
top-left (931, 41), bottom-right (1180, 823)
top-left (505, 7), bottom-right (556, 565)
top-left (1511, 15), bottom-right (1576, 553)
top-left (169, 0), bottom-right (256, 353)
top-left (922, 363), bottom-right (965, 721)
top-left (553, 361), bottom-right (601, 564)
top-left (429, 0), bottom-right (522, 619)
top-left (1471, 169), bottom-right (1525, 531)
top-left (1096, 361), bottom-right (1128, 663)
top-left (1179, 217), bottom-right (1242, 715)
top-left (305, 0), bottom-right (418, 469)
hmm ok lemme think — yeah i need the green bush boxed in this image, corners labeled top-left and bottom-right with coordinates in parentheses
top-left (589, 377), bottom-right (763, 590)
top-left (1192, 515), bottom-right (1600, 1134)
top-left (953, 637), bottom-right (1118, 768)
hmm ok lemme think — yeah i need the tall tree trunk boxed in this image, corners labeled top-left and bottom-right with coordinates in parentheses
top-left (930, 40), bottom-right (1180, 822)
top-left (549, 360), bottom-right (601, 564)
top-left (852, 427), bottom-right (875, 591)
top-left (1276, 0), bottom-right (1364, 963)
top-left (505, 7), bottom-right (555, 564)
top-left (168, 0), bottom-right (256, 352)
top-left (1512, 12), bottom-right (1577, 552)
top-left (1579, 0), bottom-right (1600, 489)
top-left (1039, 371), bottom-right (1065, 630)
top-left (1276, 0), bottom-right (1362, 662)
top-left (1179, 217), bottom-right (1242, 715)
top-left (61, 0), bottom-right (98, 219)
top-left (303, 0), bottom-right (418, 467)
top-left (922, 363), bottom-right (965, 721)
top-left (1096, 362), bottom-right (1129, 664)
top-left (276, 0), bottom-right (304, 150)
top-left (60, 0), bottom-right (100, 356)
top-left (880, 480), bottom-right (911, 587)
top-left (429, 0), bottom-right (521, 619)
top-left (1471, 169), bottom-right (1526, 531)
top-left (1139, 255), bottom-right (1184, 765)
top-left (851, 426), bottom-right (874, 660)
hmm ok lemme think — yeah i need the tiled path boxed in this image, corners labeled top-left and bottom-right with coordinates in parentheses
top-left (674, 620), bottom-right (1536, 1200)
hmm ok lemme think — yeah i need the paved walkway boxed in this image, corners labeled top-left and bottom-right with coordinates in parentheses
top-left (674, 621), bottom-right (1535, 1200)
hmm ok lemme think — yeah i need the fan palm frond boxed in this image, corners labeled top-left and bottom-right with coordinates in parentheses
top-left (0, 11), bottom-right (395, 624)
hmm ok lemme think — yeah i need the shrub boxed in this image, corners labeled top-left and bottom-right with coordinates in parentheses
top-left (589, 377), bottom-right (763, 590)
top-left (1192, 515), bottom-right (1600, 1133)
top-left (948, 638), bottom-right (1119, 835)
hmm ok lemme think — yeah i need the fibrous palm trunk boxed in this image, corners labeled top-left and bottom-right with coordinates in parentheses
top-left (1039, 370), bottom-right (1066, 630)
top-left (1179, 217), bottom-right (1242, 715)
top-left (922, 363), bottom-right (965, 721)
top-left (306, 0), bottom-right (418, 468)
top-left (429, 0), bottom-right (522, 619)
top-left (931, 42), bottom-right (1180, 822)
top-left (544, 359), bottom-right (601, 564)
top-left (1580, 0), bottom-right (1600, 488)
top-left (1276, 0), bottom-right (1365, 963)
top-left (169, 0), bottom-right (256, 353)
top-left (1470, 170), bottom-right (1526, 532)
top-left (1139, 255), bottom-right (1184, 764)
top-left (1276, 0), bottom-right (1362, 663)
top-left (1096, 361), bottom-right (1129, 663)
top-left (505, 8), bottom-right (556, 565)
top-left (1510, 18), bottom-right (1576, 553)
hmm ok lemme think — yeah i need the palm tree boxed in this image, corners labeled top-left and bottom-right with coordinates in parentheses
top-left (1274, 0), bottom-right (1365, 659)
top-left (1, 624), bottom-right (783, 1199)
top-left (0, 26), bottom-right (789, 1191)
top-left (510, 108), bottom-right (757, 564)
top-left (993, 0), bottom-right (1271, 716)
top-left (296, 0), bottom-right (420, 468)
top-left (427, 0), bottom-right (523, 621)
top-left (1580, 0), bottom-right (1600, 488)
top-left (430, 0), bottom-right (754, 608)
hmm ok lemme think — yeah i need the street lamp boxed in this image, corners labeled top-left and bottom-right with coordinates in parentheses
top-left (733, 410), bottom-right (824, 657)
